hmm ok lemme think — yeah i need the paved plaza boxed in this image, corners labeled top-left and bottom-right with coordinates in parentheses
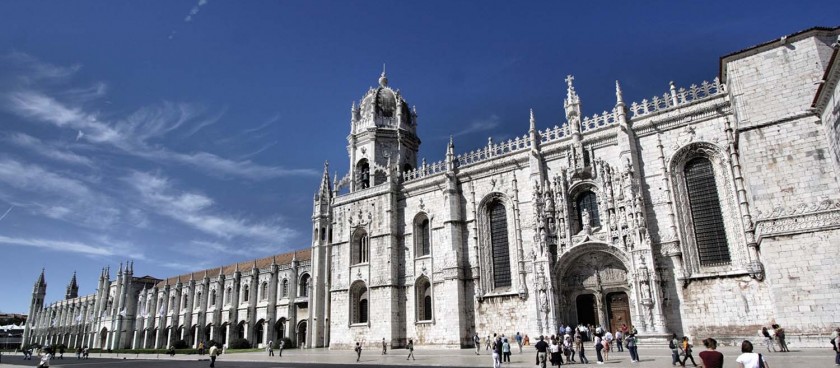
top-left (1, 346), bottom-right (837, 367)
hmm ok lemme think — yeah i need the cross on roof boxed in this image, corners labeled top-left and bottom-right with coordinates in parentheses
top-left (565, 75), bottom-right (575, 87)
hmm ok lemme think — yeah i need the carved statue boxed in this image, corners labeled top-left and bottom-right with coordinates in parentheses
top-left (540, 290), bottom-right (549, 312)
top-left (581, 208), bottom-right (592, 235)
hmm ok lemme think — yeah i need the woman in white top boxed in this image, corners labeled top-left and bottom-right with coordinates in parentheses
top-left (736, 340), bottom-right (770, 368)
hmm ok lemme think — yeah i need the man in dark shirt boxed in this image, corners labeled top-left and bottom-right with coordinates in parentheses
top-left (698, 338), bottom-right (724, 368)
top-left (535, 335), bottom-right (549, 368)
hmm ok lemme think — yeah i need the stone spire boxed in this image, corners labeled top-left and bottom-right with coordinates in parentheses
top-left (35, 268), bottom-right (46, 288)
top-left (564, 75), bottom-right (581, 121)
top-left (615, 80), bottom-right (625, 107)
top-left (378, 64), bottom-right (388, 87)
top-left (446, 135), bottom-right (456, 172)
top-left (318, 161), bottom-right (331, 201)
top-left (66, 271), bottom-right (79, 299)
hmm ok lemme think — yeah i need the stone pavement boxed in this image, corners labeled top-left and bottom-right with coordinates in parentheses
top-left (0, 346), bottom-right (837, 367)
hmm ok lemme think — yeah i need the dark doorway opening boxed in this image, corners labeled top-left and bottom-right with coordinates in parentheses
top-left (575, 294), bottom-right (598, 327)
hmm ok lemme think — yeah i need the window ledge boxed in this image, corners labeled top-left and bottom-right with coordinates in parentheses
top-left (685, 268), bottom-right (750, 280)
top-left (349, 322), bottom-right (369, 328)
top-left (415, 255), bottom-right (431, 260)
top-left (415, 320), bottom-right (434, 325)
top-left (478, 290), bottom-right (521, 300)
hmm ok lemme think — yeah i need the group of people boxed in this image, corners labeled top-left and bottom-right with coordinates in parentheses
top-left (265, 339), bottom-right (286, 357)
top-left (19, 344), bottom-right (89, 368)
top-left (760, 324), bottom-right (790, 353)
top-left (669, 335), bottom-right (770, 368)
top-left (352, 338), bottom-right (416, 362)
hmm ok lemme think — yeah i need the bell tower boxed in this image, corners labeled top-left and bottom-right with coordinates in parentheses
top-left (66, 271), bottom-right (79, 299)
top-left (347, 69), bottom-right (420, 191)
top-left (22, 269), bottom-right (47, 347)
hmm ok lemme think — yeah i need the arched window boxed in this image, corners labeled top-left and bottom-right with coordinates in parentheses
top-left (209, 290), bottom-right (216, 307)
top-left (242, 285), bottom-right (250, 302)
top-left (299, 274), bottom-right (310, 297)
top-left (170, 296), bottom-right (176, 312)
top-left (415, 277), bottom-right (433, 321)
top-left (415, 215), bottom-right (431, 257)
top-left (350, 282), bottom-right (369, 324)
top-left (182, 294), bottom-right (188, 309)
top-left (576, 191), bottom-right (601, 231)
top-left (488, 201), bottom-right (512, 289)
top-left (352, 229), bottom-right (369, 264)
top-left (225, 287), bottom-right (231, 305)
top-left (356, 159), bottom-right (370, 189)
top-left (684, 157), bottom-right (730, 266)
top-left (320, 227), bottom-right (326, 241)
top-left (195, 292), bottom-right (202, 309)
top-left (261, 282), bottom-right (268, 301)
top-left (282, 279), bottom-right (289, 298)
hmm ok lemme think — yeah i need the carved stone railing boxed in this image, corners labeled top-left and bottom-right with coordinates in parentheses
top-left (580, 110), bottom-right (619, 132)
top-left (403, 159), bottom-right (447, 181)
top-left (629, 78), bottom-right (726, 119)
top-left (539, 124), bottom-right (570, 144)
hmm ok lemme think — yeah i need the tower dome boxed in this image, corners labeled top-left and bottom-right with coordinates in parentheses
top-left (354, 71), bottom-right (416, 132)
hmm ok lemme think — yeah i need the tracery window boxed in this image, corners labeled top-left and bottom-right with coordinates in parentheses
top-left (210, 290), bottom-right (216, 307)
top-left (488, 201), bottom-right (511, 289)
top-left (415, 277), bottom-right (433, 321)
top-left (225, 287), bottom-right (231, 305)
top-left (261, 282), bottom-right (268, 301)
top-left (684, 157), bottom-right (730, 266)
top-left (299, 274), bottom-right (310, 297)
top-left (282, 279), bottom-right (289, 298)
top-left (415, 215), bottom-right (431, 257)
top-left (182, 294), bottom-right (188, 309)
top-left (352, 229), bottom-right (369, 264)
top-left (575, 191), bottom-right (601, 230)
top-left (195, 292), bottom-right (202, 309)
top-left (350, 282), bottom-right (369, 324)
top-left (242, 285), bottom-right (250, 302)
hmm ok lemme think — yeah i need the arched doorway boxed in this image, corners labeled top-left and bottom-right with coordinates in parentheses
top-left (99, 327), bottom-right (108, 348)
top-left (254, 319), bottom-right (265, 345)
top-left (275, 318), bottom-right (286, 342)
top-left (204, 323), bottom-right (212, 343)
top-left (220, 323), bottom-right (229, 345)
top-left (556, 243), bottom-right (633, 332)
top-left (296, 321), bottom-right (307, 348)
top-left (236, 321), bottom-right (245, 340)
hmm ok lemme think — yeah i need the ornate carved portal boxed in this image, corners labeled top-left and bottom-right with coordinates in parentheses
top-left (556, 247), bottom-right (632, 331)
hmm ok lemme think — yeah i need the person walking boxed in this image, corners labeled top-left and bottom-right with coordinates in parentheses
top-left (208, 343), bottom-right (219, 368)
top-left (626, 333), bottom-right (639, 363)
top-left (515, 332), bottom-right (523, 353)
top-left (524, 334), bottom-right (530, 346)
top-left (832, 330), bottom-right (840, 366)
top-left (575, 334), bottom-right (589, 364)
top-left (736, 340), bottom-right (770, 368)
top-left (615, 330), bottom-right (624, 352)
top-left (679, 336), bottom-right (697, 367)
top-left (382, 338), bottom-right (387, 355)
top-left (548, 337), bottom-right (560, 366)
top-left (761, 327), bottom-right (776, 352)
top-left (406, 339), bottom-right (415, 361)
top-left (563, 334), bottom-right (574, 363)
top-left (486, 335), bottom-right (492, 351)
top-left (278, 340), bottom-right (285, 357)
top-left (37, 348), bottom-right (50, 368)
top-left (603, 331), bottom-right (612, 362)
top-left (474, 333), bottom-right (481, 355)
top-left (494, 336), bottom-right (503, 368)
top-left (594, 332), bottom-right (604, 364)
top-left (670, 333), bottom-right (681, 366)
top-left (772, 324), bottom-right (789, 352)
top-left (354, 342), bottom-right (362, 362)
top-left (698, 338), bottom-right (724, 368)
top-left (502, 338), bottom-right (511, 363)
top-left (268, 340), bottom-right (274, 356)
top-left (535, 336), bottom-right (549, 368)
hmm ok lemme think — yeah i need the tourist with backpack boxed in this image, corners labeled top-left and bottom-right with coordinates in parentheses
top-left (670, 333), bottom-right (681, 366)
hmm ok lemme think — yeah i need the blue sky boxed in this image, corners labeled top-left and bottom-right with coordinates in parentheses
top-left (0, 1), bottom-right (836, 314)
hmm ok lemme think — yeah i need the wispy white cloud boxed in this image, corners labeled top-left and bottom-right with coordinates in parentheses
top-left (0, 157), bottom-right (120, 227)
top-left (1, 52), bottom-right (81, 84)
top-left (451, 114), bottom-right (501, 137)
top-left (185, 0), bottom-right (209, 22)
top-left (5, 90), bottom-right (317, 179)
top-left (6, 132), bottom-right (94, 167)
top-left (0, 235), bottom-right (115, 257)
top-left (126, 171), bottom-right (296, 242)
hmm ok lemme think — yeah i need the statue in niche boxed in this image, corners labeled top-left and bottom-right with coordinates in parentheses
top-left (581, 208), bottom-right (592, 235)
top-left (641, 282), bottom-right (652, 301)
top-left (540, 290), bottom-right (549, 312)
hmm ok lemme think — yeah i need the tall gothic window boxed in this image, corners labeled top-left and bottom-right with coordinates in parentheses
top-left (182, 294), bottom-right (188, 309)
top-left (225, 287), bottom-right (231, 305)
top-left (243, 285), bottom-right (250, 302)
top-left (261, 282), bottom-right (268, 301)
top-left (415, 277), bottom-right (432, 321)
top-left (415, 216), bottom-right (431, 257)
top-left (281, 279), bottom-right (289, 298)
top-left (299, 274), bottom-right (310, 297)
top-left (350, 282), bottom-right (368, 324)
top-left (210, 290), bottom-right (216, 307)
top-left (352, 229), bottom-right (369, 264)
top-left (195, 292), bottom-right (202, 309)
top-left (488, 201), bottom-right (511, 289)
top-left (684, 157), bottom-right (730, 266)
top-left (576, 191), bottom-right (601, 231)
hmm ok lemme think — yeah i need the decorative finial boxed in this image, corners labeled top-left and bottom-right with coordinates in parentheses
top-left (565, 75), bottom-right (575, 92)
top-left (615, 80), bottom-right (624, 105)
top-left (378, 64), bottom-right (388, 87)
top-left (529, 108), bottom-right (536, 131)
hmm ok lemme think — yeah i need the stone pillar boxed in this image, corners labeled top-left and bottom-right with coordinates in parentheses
top-left (595, 291), bottom-right (607, 329)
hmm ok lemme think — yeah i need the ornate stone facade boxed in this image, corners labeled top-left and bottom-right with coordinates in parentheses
top-left (22, 26), bottom-right (840, 350)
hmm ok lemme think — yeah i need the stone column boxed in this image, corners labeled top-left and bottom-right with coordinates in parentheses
top-left (594, 291), bottom-right (607, 329)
